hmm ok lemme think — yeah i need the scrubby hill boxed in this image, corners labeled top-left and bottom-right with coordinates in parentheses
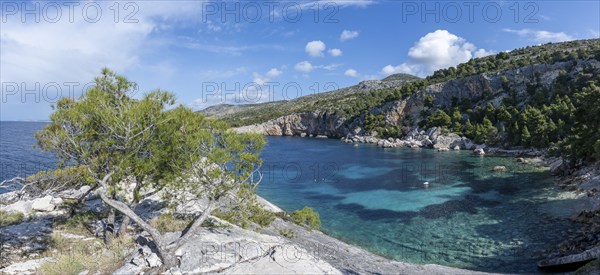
top-left (203, 39), bottom-right (600, 161)
top-left (199, 73), bottom-right (421, 125)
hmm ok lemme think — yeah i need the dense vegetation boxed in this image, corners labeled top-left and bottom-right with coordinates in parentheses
top-left (418, 73), bottom-right (600, 161)
top-left (213, 39), bottom-right (599, 126)
top-left (212, 39), bottom-right (600, 162)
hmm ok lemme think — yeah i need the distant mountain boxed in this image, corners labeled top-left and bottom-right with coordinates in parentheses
top-left (199, 73), bottom-right (421, 124)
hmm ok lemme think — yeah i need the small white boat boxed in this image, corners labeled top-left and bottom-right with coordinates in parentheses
top-left (423, 181), bottom-right (429, 185)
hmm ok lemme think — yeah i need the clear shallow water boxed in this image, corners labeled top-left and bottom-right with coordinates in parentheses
top-left (257, 136), bottom-right (581, 273)
top-left (0, 123), bottom-right (582, 273)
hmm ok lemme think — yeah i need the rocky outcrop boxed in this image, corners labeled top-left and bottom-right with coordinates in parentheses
top-left (235, 112), bottom-right (348, 137)
top-left (538, 247), bottom-right (600, 269)
top-left (341, 126), bottom-right (477, 151)
top-left (0, 258), bottom-right (51, 275)
top-left (550, 157), bottom-right (570, 176)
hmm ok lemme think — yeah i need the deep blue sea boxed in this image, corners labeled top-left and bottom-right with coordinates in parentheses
top-left (0, 121), bottom-right (56, 183)
top-left (0, 122), bottom-right (583, 273)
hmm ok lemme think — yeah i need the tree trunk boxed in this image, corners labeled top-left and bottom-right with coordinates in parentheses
top-left (105, 205), bottom-right (116, 244)
top-left (173, 201), bottom-right (215, 249)
top-left (117, 179), bottom-right (142, 237)
top-left (98, 191), bottom-right (174, 268)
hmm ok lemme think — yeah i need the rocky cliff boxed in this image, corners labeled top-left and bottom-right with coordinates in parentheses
top-left (234, 59), bottom-right (600, 144)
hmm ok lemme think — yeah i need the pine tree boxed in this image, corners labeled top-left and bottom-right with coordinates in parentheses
top-left (521, 125), bottom-right (531, 146)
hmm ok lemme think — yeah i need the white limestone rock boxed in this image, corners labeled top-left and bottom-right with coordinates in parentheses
top-left (31, 195), bottom-right (56, 212)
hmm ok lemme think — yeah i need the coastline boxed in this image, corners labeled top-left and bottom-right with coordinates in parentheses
top-left (258, 204), bottom-right (496, 275)
top-left (2, 134), bottom-right (598, 274)
top-left (0, 187), bottom-right (496, 275)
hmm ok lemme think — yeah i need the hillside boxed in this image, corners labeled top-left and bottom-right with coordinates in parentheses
top-left (200, 73), bottom-right (421, 125)
top-left (204, 39), bottom-right (600, 161)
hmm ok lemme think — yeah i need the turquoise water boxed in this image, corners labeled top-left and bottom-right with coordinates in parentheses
top-left (257, 136), bottom-right (581, 273)
top-left (0, 123), bottom-right (581, 273)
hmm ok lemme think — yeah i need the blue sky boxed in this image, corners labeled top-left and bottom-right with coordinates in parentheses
top-left (1, 0), bottom-right (599, 121)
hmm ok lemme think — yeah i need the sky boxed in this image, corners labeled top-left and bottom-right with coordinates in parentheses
top-left (0, 0), bottom-right (599, 121)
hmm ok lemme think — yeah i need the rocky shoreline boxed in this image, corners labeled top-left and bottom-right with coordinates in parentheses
top-left (0, 186), bottom-right (495, 274)
top-left (2, 135), bottom-right (599, 274)
top-left (535, 161), bottom-right (600, 272)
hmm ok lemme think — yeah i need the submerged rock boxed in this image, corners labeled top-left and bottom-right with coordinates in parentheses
top-left (493, 166), bottom-right (508, 172)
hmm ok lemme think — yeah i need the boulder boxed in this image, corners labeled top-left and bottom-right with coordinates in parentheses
top-left (473, 148), bottom-right (485, 156)
top-left (464, 140), bottom-right (475, 150)
top-left (382, 140), bottom-right (396, 148)
top-left (0, 257), bottom-right (51, 275)
top-left (550, 158), bottom-right (569, 176)
top-left (79, 185), bottom-right (91, 194)
top-left (0, 192), bottom-right (22, 205)
top-left (31, 195), bottom-right (57, 212)
top-left (493, 166), bottom-right (508, 172)
top-left (433, 133), bottom-right (463, 149)
top-left (427, 127), bottom-right (441, 141)
top-left (1, 200), bottom-right (33, 215)
top-left (453, 145), bottom-right (460, 150)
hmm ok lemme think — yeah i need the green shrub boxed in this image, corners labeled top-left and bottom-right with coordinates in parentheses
top-left (0, 211), bottom-right (24, 227)
top-left (213, 204), bottom-right (275, 229)
top-left (279, 228), bottom-right (297, 239)
top-left (290, 206), bottom-right (321, 230)
top-left (249, 205), bottom-right (276, 227)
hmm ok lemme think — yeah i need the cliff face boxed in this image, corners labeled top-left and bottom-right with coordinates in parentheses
top-left (235, 112), bottom-right (348, 137)
top-left (234, 59), bottom-right (600, 138)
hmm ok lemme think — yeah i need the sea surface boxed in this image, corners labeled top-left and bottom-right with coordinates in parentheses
top-left (0, 122), bottom-right (585, 273)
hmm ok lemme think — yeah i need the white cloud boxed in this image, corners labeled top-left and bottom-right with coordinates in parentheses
top-left (295, 61), bottom-right (314, 72)
top-left (328, 48), bottom-right (343, 57)
top-left (503, 28), bottom-right (575, 43)
top-left (305, 41), bottom-right (327, 57)
top-left (318, 63), bottom-right (342, 71)
top-left (266, 68), bottom-right (283, 78)
top-left (380, 30), bottom-right (494, 77)
top-left (345, 69), bottom-right (359, 77)
top-left (474, 49), bottom-right (494, 58)
top-left (340, 30), bottom-right (360, 41)
top-left (253, 68), bottom-right (284, 85)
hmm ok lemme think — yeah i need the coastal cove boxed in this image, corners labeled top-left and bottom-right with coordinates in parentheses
top-left (0, 122), bottom-right (591, 273)
top-left (257, 136), bottom-right (588, 273)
